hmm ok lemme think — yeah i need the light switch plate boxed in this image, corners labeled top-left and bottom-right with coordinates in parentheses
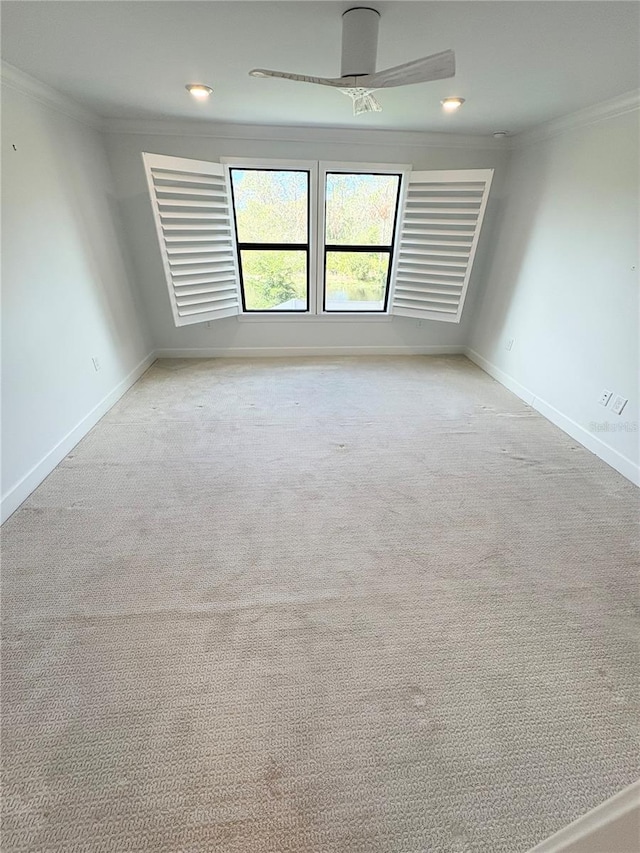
top-left (611, 395), bottom-right (628, 415)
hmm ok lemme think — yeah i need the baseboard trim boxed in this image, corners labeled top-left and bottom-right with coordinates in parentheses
top-left (465, 348), bottom-right (639, 486)
top-left (1, 353), bottom-right (156, 524)
top-left (154, 345), bottom-right (466, 358)
top-left (527, 780), bottom-right (640, 852)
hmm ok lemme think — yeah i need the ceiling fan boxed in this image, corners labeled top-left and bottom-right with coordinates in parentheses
top-left (249, 6), bottom-right (455, 115)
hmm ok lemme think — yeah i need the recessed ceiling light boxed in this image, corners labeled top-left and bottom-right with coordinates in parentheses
top-left (441, 97), bottom-right (465, 112)
top-left (249, 70), bottom-right (268, 78)
top-left (186, 84), bottom-right (213, 100)
top-left (493, 131), bottom-right (509, 139)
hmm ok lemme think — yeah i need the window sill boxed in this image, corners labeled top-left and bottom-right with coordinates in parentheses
top-left (238, 313), bottom-right (393, 323)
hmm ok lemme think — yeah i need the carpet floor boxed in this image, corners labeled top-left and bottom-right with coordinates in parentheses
top-left (2, 356), bottom-right (638, 853)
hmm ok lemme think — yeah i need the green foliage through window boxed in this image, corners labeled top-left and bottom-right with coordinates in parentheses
top-left (240, 250), bottom-right (306, 311)
top-left (231, 168), bottom-right (309, 311)
top-left (325, 173), bottom-right (400, 246)
top-left (232, 170), bottom-right (307, 245)
top-left (325, 251), bottom-right (389, 308)
top-left (324, 172), bottom-right (400, 311)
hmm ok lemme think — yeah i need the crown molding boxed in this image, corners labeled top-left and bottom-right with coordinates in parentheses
top-left (1, 61), bottom-right (103, 131)
top-left (4, 58), bottom-right (635, 152)
top-left (512, 89), bottom-right (640, 149)
top-left (102, 117), bottom-right (502, 150)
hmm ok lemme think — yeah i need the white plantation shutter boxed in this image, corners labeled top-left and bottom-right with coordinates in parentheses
top-left (142, 153), bottom-right (240, 326)
top-left (391, 169), bottom-right (493, 323)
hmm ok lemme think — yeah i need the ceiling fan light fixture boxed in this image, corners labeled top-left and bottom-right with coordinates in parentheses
top-left (186, 84), bottom-right (213, 100)
top-left (441, 96), bottom-right (465, 111)
top-left (340, 87), bottom-right (382, 115)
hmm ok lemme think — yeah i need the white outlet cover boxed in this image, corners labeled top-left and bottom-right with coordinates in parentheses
top-left (612, 395), bottom-right (628, 415)
top-left (598, 390), bottom-right (612, 407)
top-left (505, 338), bottom-right (514, 351)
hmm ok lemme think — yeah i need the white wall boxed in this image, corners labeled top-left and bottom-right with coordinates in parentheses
top-left (1, 75), bottom-right (154, 521)
top-left (104, 123), bottom-right (509, 355)
top-left (468, 106), bottom-right (639, 483)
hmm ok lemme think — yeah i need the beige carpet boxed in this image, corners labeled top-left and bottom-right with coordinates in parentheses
top-left (2, 356), bottom-right (638, 853)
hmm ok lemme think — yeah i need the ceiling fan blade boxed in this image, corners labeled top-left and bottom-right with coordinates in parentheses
top-left (249, 69), bottom-right (346, 88)
top-left (360, 49), bottom-right (455, 89)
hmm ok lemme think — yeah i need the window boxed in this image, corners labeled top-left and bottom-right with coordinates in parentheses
top-left (322, 171), bottom-right (402, 313)
top-left (225, 159), bottom-right (405, 316)
top-left (143, 152), bottom-right (493, 327)
top-left (229, 168), bottom-right (311, 312)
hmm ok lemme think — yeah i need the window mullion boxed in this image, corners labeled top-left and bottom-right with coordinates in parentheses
top-left (313, 164), bottom-right (324, 315)
top-left (237, 243), bottom-right (308, 251)
top-left (325, 245), bottom-right (393, 253)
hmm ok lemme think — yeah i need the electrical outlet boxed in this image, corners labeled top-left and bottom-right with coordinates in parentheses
top-left (505, 338), bottom-right (514, 351)
top-left (416, 319), bottom-right (423, 328)
top-left (598, 389), bottom-right (612, 407)
top-left (92, 357), bottom-right (101, 372)
top-left (611, 395), bottom-right (628, 415)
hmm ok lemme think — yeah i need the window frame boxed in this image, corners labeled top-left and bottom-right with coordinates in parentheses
top-left (222, 157), bottom-right (410, 319)
top-left (223, 158), bottom-right (317, 315)
top-left (319, 163), bottom-right (406, 315)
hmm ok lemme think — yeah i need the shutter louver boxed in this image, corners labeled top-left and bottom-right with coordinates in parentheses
top-left (142, 153), bottom-right (240, 326)
top-left (391, 169), bottom-right (493, 323)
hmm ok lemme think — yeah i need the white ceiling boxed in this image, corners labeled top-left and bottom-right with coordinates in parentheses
top-left (2, 1), bottom-right (639, 134)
